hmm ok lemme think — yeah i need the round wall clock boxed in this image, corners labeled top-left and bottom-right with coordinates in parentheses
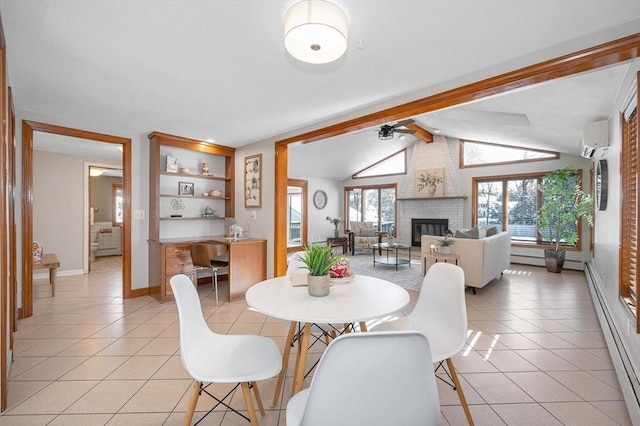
top-left (596, 159), bottom-right (608, 211)
top-left (313, 190), bottom-right (327, 209)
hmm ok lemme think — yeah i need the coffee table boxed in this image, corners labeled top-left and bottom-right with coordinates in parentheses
top-left (372, 243), bottom-right (412, 271)
top-left (245, 275), bottom-right (409, 403)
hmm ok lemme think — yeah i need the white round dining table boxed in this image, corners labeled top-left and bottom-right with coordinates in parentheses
top-left (245, 274), bottom-right (410, 402)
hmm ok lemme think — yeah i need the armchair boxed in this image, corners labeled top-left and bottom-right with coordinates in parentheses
top-left (347, 221), bottom-right (385, 255)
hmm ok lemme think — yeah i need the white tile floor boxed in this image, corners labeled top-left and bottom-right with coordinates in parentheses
top-left (0, 256), bottom-right (632, 425)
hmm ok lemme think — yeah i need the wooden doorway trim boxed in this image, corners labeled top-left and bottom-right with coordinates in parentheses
top-left (21, 121), bottom-right (132, 318)
top-left (274, 34), bottom-right (640, 275)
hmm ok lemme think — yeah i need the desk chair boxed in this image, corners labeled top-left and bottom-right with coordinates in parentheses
top-left (286, 331), bottom-right (441, 426)
top-left (190, 242), bottom-right (229, 306)
top-left (170, 274), bottom-right (281, 426)
top-left (371, 262), bottom-right (474, 425)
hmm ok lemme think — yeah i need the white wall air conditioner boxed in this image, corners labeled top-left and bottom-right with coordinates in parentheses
top-left (580, 119), bottom-right (610, 158)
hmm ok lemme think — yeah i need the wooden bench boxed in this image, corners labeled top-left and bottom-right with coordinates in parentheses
top-left (33, 253), bottom-right (60, 297)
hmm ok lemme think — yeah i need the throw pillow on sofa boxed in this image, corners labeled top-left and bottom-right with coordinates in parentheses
top-left (360, 228), bottom-right (377, 237)
top-left (455, 226), bottom-right (479, 239)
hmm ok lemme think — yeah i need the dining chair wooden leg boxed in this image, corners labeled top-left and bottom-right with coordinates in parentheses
top-left (292, 322), bottom-right (312, 395)
top-left (272, 321), bottom-right (297, 407)
top-left (240, 381), bottom-right (259, 426)
top-left (446, 358), bottom-right (474, 426)
top-left (251, 381), bottom-right (266, 416)
top-left (359, 321), bottom-right (368, 332)
top-left (183, 380), bottom-right (200, 426)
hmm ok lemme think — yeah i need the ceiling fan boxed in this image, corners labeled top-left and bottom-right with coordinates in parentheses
top-left (377, 119), bottom-right (416, 140)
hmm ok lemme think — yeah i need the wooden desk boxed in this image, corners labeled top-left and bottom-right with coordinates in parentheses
top-left (149, 236), bottom-right (267, 303)
top-left (33, 253), bottom-right (60, 297)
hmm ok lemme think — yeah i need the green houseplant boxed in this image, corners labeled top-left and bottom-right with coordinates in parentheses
top-left (296, 242), bottom-right (340, 296)
top-left (537, 167), bottom-right (593, 273)
top-left (438, 234), bottom-right (455, 254)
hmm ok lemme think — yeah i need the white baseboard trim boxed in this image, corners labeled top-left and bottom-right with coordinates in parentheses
top-left (510, 254), bottom-right (584, 271)
top-left (33, 269), bottom-right (84, 280)
top-left (585, 262), bottom-right (640, 425)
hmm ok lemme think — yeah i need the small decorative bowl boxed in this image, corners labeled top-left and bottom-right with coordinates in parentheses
top-left (179, 167), bottom-right (189, 174)
top-left (209, 190), bottom-right (223, 197)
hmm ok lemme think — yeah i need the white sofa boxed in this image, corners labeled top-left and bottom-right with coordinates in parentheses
top-left (421, 231), bottom-right (511, 292)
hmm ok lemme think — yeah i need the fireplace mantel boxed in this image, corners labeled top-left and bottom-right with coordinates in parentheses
top-left (398, 196), bottom-right (467, 201)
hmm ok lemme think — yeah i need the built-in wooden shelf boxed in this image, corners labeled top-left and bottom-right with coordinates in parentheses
top-left (159, 194), bottom-right (229, 200)
top-left (160, 171), bottom-right (229, 181)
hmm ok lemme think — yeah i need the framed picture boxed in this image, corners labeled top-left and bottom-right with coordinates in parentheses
top-left (178, 181), bottom-right (194, 196)
top-left (244, 154), bottom-right (262, 208)
top-left (166, 155), bottom-right (178, 173)
top-left (415, 168), bottom-right (444, 197)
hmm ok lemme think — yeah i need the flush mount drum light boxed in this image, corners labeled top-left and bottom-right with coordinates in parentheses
top-left (284, 0), bottom-right (348, 64)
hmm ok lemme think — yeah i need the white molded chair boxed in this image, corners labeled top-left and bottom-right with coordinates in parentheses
top-left (286, 331), bottom-right (441, 426)
top-left (190, 243), bottom-right (229, 306)
top-left (170, 274), bottom-right (281, 426)
top-left (371, 262), bottom-right (474, 425)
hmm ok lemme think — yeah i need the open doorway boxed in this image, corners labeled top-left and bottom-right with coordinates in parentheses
top-left (87, 163), bottom-right (123, 274)
top-left (21, 121), bottom-right (132, 318)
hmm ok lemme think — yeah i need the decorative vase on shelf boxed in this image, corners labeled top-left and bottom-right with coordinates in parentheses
top-left (440, 246), bottom-right (451, 255)
top-left (307, 274), bottom-right (330, 297)
top-left (334, 228), bottom-right (339, 238)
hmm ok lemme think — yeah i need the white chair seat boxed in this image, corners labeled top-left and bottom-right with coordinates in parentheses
top-left (170, 274), bottom-right (282, 425)
top-left (373, 316), bottom-right (462, 362)
top-left (285, 388), bottom-right (309, 426)
top-left (187, 334), bottom-right (282, 383)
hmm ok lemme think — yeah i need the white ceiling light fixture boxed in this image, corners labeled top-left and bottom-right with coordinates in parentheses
top-left (89, 168), bottom-right (104, 177)
top-left (284, 0), bottom-right (348, 64)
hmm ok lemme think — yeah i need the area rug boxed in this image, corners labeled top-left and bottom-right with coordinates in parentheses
top-left (340, 251), bottom-right (423, 291)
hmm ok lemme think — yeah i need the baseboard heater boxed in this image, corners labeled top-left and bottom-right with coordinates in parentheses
top-left (585, 262), bottom-right (640, 424)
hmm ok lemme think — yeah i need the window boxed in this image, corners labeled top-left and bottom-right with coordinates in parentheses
top-left (461, 140), bottom-right (559, 168)
top-left (352, 149), bottom-right (406, 179)
top-left (473, 171), bottom-right (584, 248)
top-left (287, 179), bottom-right (307, 251)
top-left (620, 73), bottom-right (638, 331)
top-left (345, 184), bottom-right (396, 234)
top-left (112, 184), bottom-right (123, 226)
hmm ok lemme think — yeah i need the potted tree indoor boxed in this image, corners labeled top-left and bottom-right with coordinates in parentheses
top-left (537, 167), bottom-right (593, 273)
top-left (296, 242), bottom-right (340, 296)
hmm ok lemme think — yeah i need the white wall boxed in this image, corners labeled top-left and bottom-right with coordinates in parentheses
top-left (590, 61), bottom-right (640, 375)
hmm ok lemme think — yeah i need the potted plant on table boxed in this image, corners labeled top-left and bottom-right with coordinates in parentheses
top-left (296, 242), bottom-right (340, 296)
top-left (438, 234), bottom-right (455, 255)
top-left (326, 216), bottom-right (344, 238)
top-left (536, 167), bottom-right (593, 273)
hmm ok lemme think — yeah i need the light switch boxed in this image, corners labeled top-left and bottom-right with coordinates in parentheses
top-left (134, 210), bottom-right (145, 220)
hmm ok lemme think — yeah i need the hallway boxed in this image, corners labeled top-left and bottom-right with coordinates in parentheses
top-left (2, 262), bottom-right (632, 425)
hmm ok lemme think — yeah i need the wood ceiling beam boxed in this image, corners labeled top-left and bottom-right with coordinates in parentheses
top-left (405, 123), bottom-right (433, 143)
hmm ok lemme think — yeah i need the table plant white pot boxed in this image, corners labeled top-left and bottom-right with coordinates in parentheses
top-left (296, 243), bottom-right (340, 297)
top-left (438, 234), bottom-right (454, 255)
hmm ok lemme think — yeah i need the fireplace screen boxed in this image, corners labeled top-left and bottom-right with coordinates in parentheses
top-left (411, 218), bottom-right (449, 246)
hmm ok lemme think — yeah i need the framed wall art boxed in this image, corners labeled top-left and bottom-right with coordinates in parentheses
top-left (178, 181), bottom-right (194, 196)
top-left (244, 154), bottom-right (262, 208)
top-left (415, 168), bottom-right (444, 197)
